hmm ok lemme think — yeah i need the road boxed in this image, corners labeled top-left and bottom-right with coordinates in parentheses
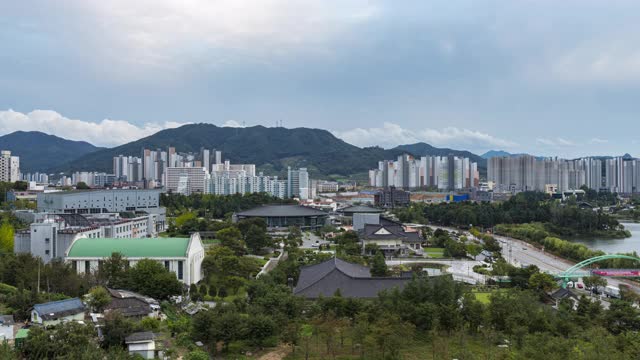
top-left (300, 232), bottom-right (329, 249)
top-left (386, 258), bottom-right (486, 285)
top-left (424, 224), bottom-right (640, 293)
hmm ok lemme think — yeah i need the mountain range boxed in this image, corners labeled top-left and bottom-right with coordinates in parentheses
top-left (42, 124), bottom-right (487, 178)
top-left (0, 131), bottom-right (102, 172)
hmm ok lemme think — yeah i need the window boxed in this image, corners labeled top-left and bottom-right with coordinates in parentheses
top-left (164, 261), bottom-right (170, 271)
top-left (45, 238), bottom-right (50, 243)
top-left (85, 261), bottom-right (91, 273)
top-left (177, 261), bottom-right (183, 280)
top-left (45, 250), bottom-right (50, 255)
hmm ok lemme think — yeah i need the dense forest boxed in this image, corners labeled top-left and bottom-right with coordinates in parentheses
top-left (396, 191), bottom-right (629, 238)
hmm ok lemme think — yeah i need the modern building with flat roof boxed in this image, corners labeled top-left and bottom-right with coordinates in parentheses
top-left (37, 189), bottom-right (162, 214)
top-left (233, 205), bottom-right (328, 230)
top-left (64, 233), bottom-right (205, 284)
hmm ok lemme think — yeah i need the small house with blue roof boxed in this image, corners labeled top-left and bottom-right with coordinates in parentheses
top-left (31, 298), bottom-right (85, 327)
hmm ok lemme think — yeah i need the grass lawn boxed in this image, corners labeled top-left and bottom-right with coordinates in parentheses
top-left (471, 288), bottom-right (506, 304)
top-left (424, 247), bottom-right (445, 258)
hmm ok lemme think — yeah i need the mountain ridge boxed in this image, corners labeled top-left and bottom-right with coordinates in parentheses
top-left (0, 131), bottom-right (102, 172)
top-left (45, 124), bottom-right (487, 178)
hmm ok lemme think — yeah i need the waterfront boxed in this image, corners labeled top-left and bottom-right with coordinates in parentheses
top-left (573, 222), bottom-right (640, 254)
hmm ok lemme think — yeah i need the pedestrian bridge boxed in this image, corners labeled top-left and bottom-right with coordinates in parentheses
top-left (554, 254), bottom-right (640, 288)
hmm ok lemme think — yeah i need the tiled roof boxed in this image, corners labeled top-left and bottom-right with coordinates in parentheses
top-left (125, 332), bottom-right (157, 343)
top-left (294, 258), bottom-right (412, 298)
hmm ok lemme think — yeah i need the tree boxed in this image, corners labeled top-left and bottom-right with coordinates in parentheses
top-left (216, 227), bottom-right (246, 255)
top-left (0, 221), bottom-right (14, 253)
top-left (245, 224), bottom-right (271, 254)
top-left (370, 252), bottom-right (388, 277)
top-left (87, 286), bottom-right (111, 312)
top-left (185, 350), bottom-right (210, 360)
top-left (245, 314), bottom-right (277, 348)
top-left (96, 252), bottom-right (128, 288)
top-left (583, 276), bottom-right (608, 294)
top-left (75, 181), bottom-right (90, 190)
top-left (529, 273), bottom-right (558, 293)
top-left (101, 311), bottom-right (136, 349)
top-left (126, 259), bottom-right (183, 300)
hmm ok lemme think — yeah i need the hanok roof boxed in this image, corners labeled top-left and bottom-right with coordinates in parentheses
top-left (236, 205), bottom-right (327, 217)
top-left (66, 237), bottom-right (191, 258)
top-left (106, 297), bottom-right (152, 318)
top-left (361, 224), bottom-right (422, 243)
top-left (125, 331), bottom-right (157, 343)
top-left (294, 258), bottom-right (411, 298)
top-left (0, 315), bottom-right (14, 326)
top-left (33, 298), bottom-right (85, 320)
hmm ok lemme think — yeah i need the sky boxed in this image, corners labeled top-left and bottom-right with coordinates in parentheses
top-left (1, 1), bottom-right (640, 157)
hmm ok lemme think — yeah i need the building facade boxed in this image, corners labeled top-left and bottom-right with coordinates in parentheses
top-left (65, 233), bottom-right (205, 284)
top-left (369, 154), bottom-right (479, 190)
top-left (0, 150), bottom-right (20, 183)
top-left (37, 189), bottom-right (162, 214)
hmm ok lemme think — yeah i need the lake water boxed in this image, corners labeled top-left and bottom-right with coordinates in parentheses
top-left (573, 222), bottom-right (640, 254)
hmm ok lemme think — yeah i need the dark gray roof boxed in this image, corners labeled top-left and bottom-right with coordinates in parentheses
top-left (33, 298), bottom-right (85, 321)
top-left (0, 315), bottom-right (14, 325)
top-left (106, 298), bottom-right (152, 317)
top-left (125, 331), bottom-right (157, 343)
top-left (236, 205), bottom-right (328, 217)
top-left (341, 205), bottom-right (383, 214)
top-left (551, 288), bottom-right (575, 300)
top-left (361, 224), bottom-right (422, 243)
top-left (294, 258), bottom-right (411, 298)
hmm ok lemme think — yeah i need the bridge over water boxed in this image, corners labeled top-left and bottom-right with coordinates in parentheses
top-left (554, 254), bottom-right (640, 288)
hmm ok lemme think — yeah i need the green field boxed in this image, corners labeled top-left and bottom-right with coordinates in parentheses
top-left (471, 288), bottom-right (505, 304)
top-left (424, 247), bottom-right (445, 258)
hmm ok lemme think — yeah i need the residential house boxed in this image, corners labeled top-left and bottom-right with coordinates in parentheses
top-left (359, 218), bottom-right (423, 256)
top-left (0, 315), bottom-right (14, 341)
top-left (125, 332), bottom-right (163, 359)
top-left (31, 298), bottom-right (85, 327)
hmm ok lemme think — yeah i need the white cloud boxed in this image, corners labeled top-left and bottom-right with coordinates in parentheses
top-left (589, 137), bottom-right (608, 144)
top-left (332, 122), bottom-right (516, 151)
top-left (0, 109), bottom-right (187, 147)
top-left (536, 137), bottom-right (575, 147)
top-left (73, 0), bottom-right (380, 70)
top-left (222, 120), bottom-right (245, 128)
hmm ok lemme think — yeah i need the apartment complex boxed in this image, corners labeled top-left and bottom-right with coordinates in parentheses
top-left (369, 154), bottom-right (479, 191)
top-left (488, 155), bottom-right (640, 194)
top-left (165, 167), bottom-right (208, 195)
top-left (0, 150), bottom-right (20, 183)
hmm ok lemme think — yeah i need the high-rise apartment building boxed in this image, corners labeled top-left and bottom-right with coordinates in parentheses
top-left (488, 155), bottom-right (640, 194)
top-left (287, 167), bottom-right (310, 199)
top-left (0, 150), bottom-right (20, 182)
top-left (165, 167), bottom-right (207, 195)
top-left (369, 154), bottom-right (478, 190)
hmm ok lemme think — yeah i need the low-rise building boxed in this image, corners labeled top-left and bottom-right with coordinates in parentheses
top-left (31, 298), bottom-right (85, 327)
top-left (294, 258), bottom-right (412, 299)
top-left (14, 212), bottom-right (165, 264)
top-left (233, 205), bottom-right (329, 231)
top-left (64, 233), bottom-right (205, 284)
top-left (125, 332), bottom-right (163, 359)
top-left (0, 315), bottom-right (14, 341)
top-left (360, 220), bottom-right (423, 256)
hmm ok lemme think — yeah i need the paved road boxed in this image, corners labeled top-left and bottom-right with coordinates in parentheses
top-left (425, 224), bottom-right (640, 293)
top-left (300, 232), bottom-right (329, 249)
top-left (386, 258), bottom-right (486, 284)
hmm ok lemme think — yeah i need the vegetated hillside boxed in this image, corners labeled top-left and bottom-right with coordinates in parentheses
top-left (0, 131), bottom-right (102, 172)
top-left (392, 142), bottom-right (486, 173)
top-left (48, 124), bottom-right (407, 177)
top-left (47, 124), bottom-right (491, 178)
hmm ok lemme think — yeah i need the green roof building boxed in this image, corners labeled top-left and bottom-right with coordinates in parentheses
top-left (65, 233), bottom-right (205, 285)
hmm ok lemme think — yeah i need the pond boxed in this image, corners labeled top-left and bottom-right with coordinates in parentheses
top-left (572, 222), bottom-right (640, 254)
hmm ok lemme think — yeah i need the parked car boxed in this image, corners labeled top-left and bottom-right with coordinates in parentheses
top-left (605, 286), bottom-right (621, 299)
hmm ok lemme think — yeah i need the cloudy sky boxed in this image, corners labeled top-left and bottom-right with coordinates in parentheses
top-left (1, 1), bottom-right (639, 157)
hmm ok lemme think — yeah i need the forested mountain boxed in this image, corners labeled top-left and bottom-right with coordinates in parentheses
top-left (0, 131), bottom-right (102, 172)
top-left (47, 124), bottom-right (487, 178)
